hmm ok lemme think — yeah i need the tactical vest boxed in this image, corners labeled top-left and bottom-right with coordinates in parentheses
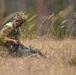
top-left (0, 22), bottom-right (21, 43)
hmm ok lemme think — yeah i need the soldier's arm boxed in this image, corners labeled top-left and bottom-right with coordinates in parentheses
top-left (0, 26), bottom-right (18, 44)
top-left (7, 38), bottom-right (18, 45)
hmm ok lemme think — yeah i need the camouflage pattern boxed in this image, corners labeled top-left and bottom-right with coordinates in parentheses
top-left (14, 11), bottom-right (27, 23)
top-left (0, 11), bottom-right (27, 54)
top-left (0, 11), bottom-right (27, 44)
top-left (0, 21), bottom-right (21, 44)
top-left (0, 21), bottom-right (21, 54)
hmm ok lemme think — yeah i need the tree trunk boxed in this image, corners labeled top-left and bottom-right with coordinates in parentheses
top-left (36, 0), bottom-right (43, 25)
top-left (36, 0), bottom-right (43, 36)
top-left (5, 0), bottom-right (10, 15)
top-left (0, 0), bottom-right (4, 29)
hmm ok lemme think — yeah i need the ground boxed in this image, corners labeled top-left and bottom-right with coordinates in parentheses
top-left (0, 37), bottom-right (76, 75)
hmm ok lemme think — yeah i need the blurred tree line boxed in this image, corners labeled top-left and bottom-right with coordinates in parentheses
top-left (0, 0), bottom-right (76, 39)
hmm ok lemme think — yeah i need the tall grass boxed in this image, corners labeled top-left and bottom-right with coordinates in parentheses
top-left (1, 5), bottom-right (76, 75)
top-left (3, 5), bottom-right (76, 39)
top-left (22, 37), bottom-right (76, 65)
top-left (0, 38), bottom-right (76, 75)
top-left (42, 5), bottom-right (74, 38)
top-left (21, 5), bottom-right (76, 39)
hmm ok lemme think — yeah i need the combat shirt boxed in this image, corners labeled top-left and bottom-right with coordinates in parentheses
top-left (0, 22), bottom-right (21, 44)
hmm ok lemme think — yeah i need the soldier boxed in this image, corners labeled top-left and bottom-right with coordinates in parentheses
top-left (0, 11), bottom-right (27, 54)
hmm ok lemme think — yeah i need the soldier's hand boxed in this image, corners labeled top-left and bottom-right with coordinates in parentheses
top-left (12, 39), bottom-right (18, 45)
top-left (7, 38), bottom-right (18, 45)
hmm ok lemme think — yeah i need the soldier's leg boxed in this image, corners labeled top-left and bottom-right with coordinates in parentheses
top-left (4, 42), bottom-right (12, 54)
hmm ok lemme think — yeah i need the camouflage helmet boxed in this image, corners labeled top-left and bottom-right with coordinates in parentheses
top-left (14, 11), bottom-right (27, 23)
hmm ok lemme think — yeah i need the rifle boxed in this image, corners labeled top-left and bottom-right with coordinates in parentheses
top-left (11, 42), bottom-right (42, 57)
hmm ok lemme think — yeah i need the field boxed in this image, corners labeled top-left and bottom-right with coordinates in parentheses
top-left (0, 37), bottom-right (76, 75)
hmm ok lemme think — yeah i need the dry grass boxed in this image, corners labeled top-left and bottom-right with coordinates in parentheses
top-left (0, 37), bottom-right (76, 75)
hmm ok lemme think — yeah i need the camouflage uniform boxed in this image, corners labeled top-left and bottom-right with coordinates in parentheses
top-left (0, 21), bottom-right (21, 43)
top-left (0, 21), bottom-right (21, 53)
top-left (0, 11), bottom-right (27, 53)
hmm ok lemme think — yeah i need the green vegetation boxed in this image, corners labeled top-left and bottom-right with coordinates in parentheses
top-left (3, 5), bottom-right (76, 39)
top-left (20, 5), bottom-right (76, 39)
